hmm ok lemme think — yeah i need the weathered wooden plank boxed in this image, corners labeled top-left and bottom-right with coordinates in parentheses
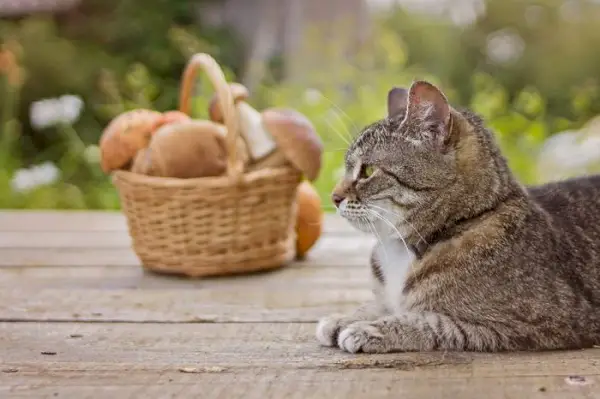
top-left (0, 210), bottom-right (598, 398)
top-left (0, 323), bottom-right (598, 399)
top-left (0, 231), bottom-right (374, 251)
top-left (0, 263), bottom-right (371, 289)
top-left (0, 246), bottom-right (372, 267)
top-left (1, 370), bottom-right (595, 399)
top-left (0, 211), bottom-right (354, 234)
top-left (0, 236), bottom-right (377, 270)
top-left (1, 322), bottom-right (598, 373)
top-left (0, 248), bottom-right (142, 267)
top-left (0, 323), bottom-right (467, 370)
top-left (0, 285), bottom-right (371, 322)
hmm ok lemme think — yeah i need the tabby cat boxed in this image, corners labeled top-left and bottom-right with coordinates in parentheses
top-left (316, 80), bottom-right (600, 353)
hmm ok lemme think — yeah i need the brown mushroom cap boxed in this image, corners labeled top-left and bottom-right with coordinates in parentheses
top-left (99, 109), bottom-right (163, 173)
top-left (208, 82), bottom-right (250, 123)
top-left (161, 110), bottom-right (191, 124)
top-left (144, 120), bottom-right (229, 179)
top-left (261, 108), bottom-right (323, 181)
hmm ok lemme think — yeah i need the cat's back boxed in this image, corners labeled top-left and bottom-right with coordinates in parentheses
top-left (528, 174), bottom-right (600, 236)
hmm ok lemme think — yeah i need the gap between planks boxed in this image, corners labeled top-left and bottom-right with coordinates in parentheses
top-left (1, 322), bottom-right (599, 399)
top-left (0, 371), bottom-right (595, 399)
top-left (0, 245), bottom-right (373, 267)
top-left (2, 323), bottom-right (599, 397)
top-left (0, 263), bottom-right (372, 288)
top-left (0, 284), bottom-right (372, 323)
top-left (0, 261), bottom-right (375, 323)
top-left (0, 211), bottom-right (355, 234)
top-left (2, 321), bottom-right (600, 375)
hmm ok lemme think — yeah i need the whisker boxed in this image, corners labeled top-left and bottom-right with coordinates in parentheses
top-left (367, 203), bottom-right (427, 245)
top-left (366, 208), bottom-right (420, 277)
top-left (317, 93), bottom-right (360, 136)
top-left (324, 118), bottom-right (350, 145)
top-left (368, 218), bottom-right (388, 265)
top-left (327, 109), bottom-right (355, 143)
top-left (324, 147), bottom-right (349, 153)
top-left (366, 208), bottom-right (411, 256)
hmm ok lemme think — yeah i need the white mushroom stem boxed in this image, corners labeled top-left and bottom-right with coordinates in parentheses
top-left (236, 102), bottom-right (277, 161)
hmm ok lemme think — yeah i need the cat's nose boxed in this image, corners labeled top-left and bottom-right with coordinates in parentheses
top-left (332, 193), bottom-right (345, 208)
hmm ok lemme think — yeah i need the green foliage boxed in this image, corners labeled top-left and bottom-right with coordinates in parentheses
top-left (2, 0), bottom-right (600, 210)
top-left (385, 0), bottom-right (600, 122)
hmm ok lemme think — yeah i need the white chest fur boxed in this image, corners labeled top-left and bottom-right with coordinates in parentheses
top-left (375, 238), bottom-right (414, 314)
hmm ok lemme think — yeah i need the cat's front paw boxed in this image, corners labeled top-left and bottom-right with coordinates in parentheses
top-left (337, 321), bottom-right (386, 353)
top-left (316, 314), bottom-right (351, 347)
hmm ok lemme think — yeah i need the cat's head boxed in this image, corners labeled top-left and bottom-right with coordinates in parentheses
top-left (332, 80), bottom-right (513, 242)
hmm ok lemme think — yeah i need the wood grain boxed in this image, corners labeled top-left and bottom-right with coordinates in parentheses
top-left (0, 245), bottom-right (372, 267)
top-left (0, 264), bottom-right (372, 287)
top-left (0, 285), bottom-right (371, 323)
top-left (0, 232), bottom-right (375, 250)
top-left (0, 211), bottom-right (355, 234)
top-left (1, 323), bottom-right (599, 399)
top-left (2, 211), bottom-right (598, 398)
top-left (1, 371), bottom-right (595, 399)
top-left (0, 261), bottom-right (375, 323)
top-left (0, 232), bottom-right (376, 268)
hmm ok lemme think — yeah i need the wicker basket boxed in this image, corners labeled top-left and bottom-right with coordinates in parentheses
top-left (112, 53), bottom-right (302, 277)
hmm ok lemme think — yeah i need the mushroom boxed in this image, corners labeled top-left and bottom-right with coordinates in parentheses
top-left (254, 108), bottom-right (323, 181)
top-left (209, 85), bottom-right (323, 180)
top-left (208, 83), bottom-right (278, 162)
top-left (295, 180), bottom-right (323, 259)
top-left (208, 83), bottom-right (249, 122)
top-left (161, 110), bottom-right (192, 124)
top-left (131, 120), bottom-right (228, 179)
top-left (99, 109), bottom-right (192, 173)
top-left (99, 109), bottom-right (163, 173)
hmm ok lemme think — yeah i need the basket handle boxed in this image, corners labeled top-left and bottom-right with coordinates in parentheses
top-left (178, 53), bottom-right (242, 180)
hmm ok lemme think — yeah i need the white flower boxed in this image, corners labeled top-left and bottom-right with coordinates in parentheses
top-left (537, 125), bottom-right (600, 182)
top-left (59, 95), bottom-right (85, 125)
top-left (30, 98), bottom-right (59, 130)
top-left (448, 0), bottom-right (485, 26)
top-left (486, 29), bottom-right (525, 65)
top-left (10, 162), bottom-right (60, 193)
top-left (33, 162), bottom-right (61, 185)
top-left (10, 169), bottom-right (37, 193)
top-left (30, 95), bottom-right (84, 130)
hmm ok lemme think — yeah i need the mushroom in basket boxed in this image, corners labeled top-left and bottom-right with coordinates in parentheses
top-left (100, 107), bottom-right (235, 179)
top-left (99, 109), bottom-right (191, 173)
top-left (208, 85), bottom-right (323, 179)
top-left (209, 84), bottom-right (324, 259)
top-left (131, 120), bottom-right (229, 178)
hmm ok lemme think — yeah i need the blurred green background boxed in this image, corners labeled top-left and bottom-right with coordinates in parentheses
top-left (2, 0), bottom-right (600, 210)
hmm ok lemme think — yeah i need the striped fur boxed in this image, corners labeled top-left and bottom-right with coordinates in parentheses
top-left (316, 81), bottom-right (600, 353)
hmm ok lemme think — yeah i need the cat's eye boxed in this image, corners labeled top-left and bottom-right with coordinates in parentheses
top-left (360, 165), bottom-right (375, 179)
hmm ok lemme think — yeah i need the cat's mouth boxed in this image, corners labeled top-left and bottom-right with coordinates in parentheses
top-left (338, 198), bottom-right (405, 238)
top-left (338, 201), bottom-right (374, 234)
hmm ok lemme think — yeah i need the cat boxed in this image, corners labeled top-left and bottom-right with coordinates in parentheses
top-left (316, 80), bottom-right (600, 353)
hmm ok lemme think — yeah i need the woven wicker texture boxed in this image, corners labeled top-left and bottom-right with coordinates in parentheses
top-left (112, 53), bottom-right (302, 277)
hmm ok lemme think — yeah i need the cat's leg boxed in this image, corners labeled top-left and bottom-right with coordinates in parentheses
top-left (317, 244), bottom-right (391, 347)
top-left (316, 300), bottom-right (387, 347)
top-left (337, 312), bottom-right (506, 353)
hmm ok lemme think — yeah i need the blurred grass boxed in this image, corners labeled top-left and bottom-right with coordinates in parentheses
top-left (2, 3), bottom-right (600, 211)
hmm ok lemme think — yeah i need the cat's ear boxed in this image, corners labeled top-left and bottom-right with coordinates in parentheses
top-left (387, 87), bottom-right (409, 118)
top-left (404, 81), bottom-right (451, 145)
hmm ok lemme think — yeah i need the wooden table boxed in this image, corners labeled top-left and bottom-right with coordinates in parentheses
top-left (0, 211), bottom-right (598, 398)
